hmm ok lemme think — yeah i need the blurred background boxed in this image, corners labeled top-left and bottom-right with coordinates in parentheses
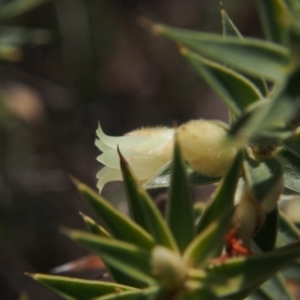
top-left (0, 0), bottom-right (262, 299)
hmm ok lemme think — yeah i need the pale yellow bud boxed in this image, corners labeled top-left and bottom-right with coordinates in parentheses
top-left (151, 246), bottom-right (187, 290)
top-left (177, 120), bottom-right (237, 177)
top-left (95, 123), bottom-right (174, 193)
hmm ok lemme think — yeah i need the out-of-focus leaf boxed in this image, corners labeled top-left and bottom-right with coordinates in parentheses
top-left (166, 136), bottom-right (195, 252)
top-left (79, 212), bottom-right (111, 238)
top-left (276, 149), bottom-right (300, 193)
top-left (229, 70), bottom-right (300, 147)
top-left (0, 26), bottom-right (49, 61)
top-left (259, 272), bottom-right (295, 300)
top-left (246, 289), bottom-right (275, 300)
top-left (183, 211), bottom-right (233, 268)
top-left (249, 243), bottom-right (295, 299)
top-left (63, 229), bottom-right (155, 288)
top-left (0, 0), bottom-right (48, 20)
top-left (193, 203), bottom-right (205, 226)
top-left (220, 5), bottom-right (268, 96)
top-left (29, 274), bottom-right (136, 300)
top-left (204, 241), bottom-right (300, 299)
top-left (195, 151), bottom-right (242, 234)
top-left (277, 210), bottom-right (300, 247)
top-left (180, 48), bottom-right (262, 116)
top-left (253, 207), bottom-right (279, 252)
top-left (243, 152), bottom-right (283, 213)
top-left (93, 287), bottom-right (159, 300)
top-left (255, 0), bottom-right (291, 45)
top-left (243, 151), bottom-right (282, 252)
top-left (282, 131), bottom-right (300, 158)
top-left (142, 21), bottom-right (293, 81)
top-left (277, 212), bottom-right (300, 279)
top-left (119, 149), bottom-right (178, 252)
top-left (183, 282), bottom-right (219, 300)
top-left (221, 4), bottom-right (243, 38)
top-left (71, 178), bottom-right (154, 250)
top-left (144, 162), bottom-right (220, 190)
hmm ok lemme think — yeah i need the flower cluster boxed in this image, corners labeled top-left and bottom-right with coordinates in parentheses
top-left (95, 120), bottom-right (237, 193)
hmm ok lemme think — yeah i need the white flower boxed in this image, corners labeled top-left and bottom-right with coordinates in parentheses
top-left (95, 123), bottom-right (175, 193)
top-left (95, 120), bottom-right (237, 193)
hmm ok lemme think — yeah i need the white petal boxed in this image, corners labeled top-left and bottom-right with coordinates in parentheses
top-left (96, 123), bottom-right (149, 148)
top-left (95, 139), bottom-right (112, 152)
top-left (96, 166), bottom-right (123, 193)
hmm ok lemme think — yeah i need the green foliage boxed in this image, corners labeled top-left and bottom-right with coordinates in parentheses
top-left (31, 1), bottom-right (300, 299)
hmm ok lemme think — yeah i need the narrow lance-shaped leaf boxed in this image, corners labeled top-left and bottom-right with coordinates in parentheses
top-left (79, 212), bottom-right (111, 238)
top-left (204, 241), bottom-right (300, 299)
top-left (183, 209), bottom-right (234, 267)
top-left (258, 70), bottom-right (300, 132)
top-left (166, 134), bottom-right (195, 252)
top-left (276, 149), bottom-right (300, 193)
top-left (220, 4), bottom-right (268, 96)
top-left (144, 162), bottom-right (220, 190)
top-left (179, 47), bottom-right (262, 116)
top-left (259, 272), bottom-right (295, 300)
top-left (282, 130), bottom-right (300, 159)
top-left (250, 242), bottom-right (295, 300)
top-left (196, 151), bottom-right (242, 234)
top-left (255, 0), bottom-right (291, 45)
top-left (63, 229), bottom-right (155, 288)
top-left (118, 148), bottom-right (178, 252)
top-left (277, 210), bottom-right (300, 247)
top-left (140, 20), bottom-right (293, 81)
top-left (29, 274), bottom-right (137, 300)
top-left (93, 287), bottom-right (159, 300)
top-left (70, 177), bottom-right (154, 250)
top-left (246, 289), bottom-right (275, 300)
top-left (242, 152), bottom-right (283, 215)
top-left (0, 0), bottom-right (48, 20)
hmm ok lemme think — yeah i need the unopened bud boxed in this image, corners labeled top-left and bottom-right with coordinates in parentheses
top-left (177, 120), bottom-right (236, 177)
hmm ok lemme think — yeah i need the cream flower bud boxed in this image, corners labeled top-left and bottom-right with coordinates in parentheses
top-left (177, 120), bottom-right (236, 177)
top-left (95, 123), bottom-right (175, 193)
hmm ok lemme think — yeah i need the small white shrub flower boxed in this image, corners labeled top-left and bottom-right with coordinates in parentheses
top-left (95, 120), bottom-right (236, 193)
top-left (95, 124), bottom-right (175, 193)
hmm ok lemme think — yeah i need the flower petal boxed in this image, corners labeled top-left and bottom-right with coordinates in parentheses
top-left (96, 166), bottom-right (123, 193)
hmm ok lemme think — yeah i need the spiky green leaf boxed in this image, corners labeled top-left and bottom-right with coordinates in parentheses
top-left (243, 152), bottom-right (283, 214)
top-left (29, 274), bottom-right (137, 300)
top-left (79, 212), bottom-right (111, 238)
top-left (119, 149), bottom-right (178, 252)
top-left (220, 5), bottom-right (268, 96)
top-left (180, 48), bottom-right (262, 116)
top-left (255, 0), bottom-right (291, 45)
top-left (64, 229), bottom-right (155, 288)
top-left (166, 136), bottom-right (195, 252)
top-left (144, 21), bottom-right (292, 81)
top-left (276, 149), bottom-right (300, 193)
top-left (71, 178), bottom-right (154, 250)
top-left (204, 241), bottom-right (300, 299)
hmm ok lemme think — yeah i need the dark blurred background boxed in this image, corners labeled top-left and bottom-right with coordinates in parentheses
top-left (0, 0), bottom-right (262, 299)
